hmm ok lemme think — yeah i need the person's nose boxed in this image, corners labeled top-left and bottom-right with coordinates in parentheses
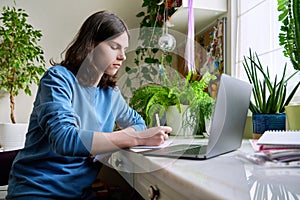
top-left (117, 50), bottom-right (126, 61)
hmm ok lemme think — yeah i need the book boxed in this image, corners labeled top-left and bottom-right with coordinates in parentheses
top-left (257, 131), bottom-right (300, 151)
top-left (249, 139), bottom-right (262, 152)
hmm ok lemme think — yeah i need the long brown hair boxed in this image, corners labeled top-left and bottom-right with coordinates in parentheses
top-left (51, 10), bottom-right (129, 88)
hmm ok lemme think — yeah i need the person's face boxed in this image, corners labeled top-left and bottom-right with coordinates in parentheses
top-left (92, 32), bottom-right (129, 76)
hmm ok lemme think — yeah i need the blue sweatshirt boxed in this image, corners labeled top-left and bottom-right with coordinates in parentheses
top-left (6, 66), bottom-right (146, 199)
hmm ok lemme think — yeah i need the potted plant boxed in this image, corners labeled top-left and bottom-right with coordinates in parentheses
top-left (128, 67), bottom-right (191, 127)
top-left (277, 0), bottom-right (300, 130)
top-left (129, 62), bottom-right (216, 136)
top-left (242, 49), bottom-right (300, 139)
top-left (0, 4), bottom-right (46, 151)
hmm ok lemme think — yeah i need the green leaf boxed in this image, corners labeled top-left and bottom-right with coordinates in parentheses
top-left (136, 11), bottom-right (145, 18)
top-left (166, 54), bottom-right (172, 63)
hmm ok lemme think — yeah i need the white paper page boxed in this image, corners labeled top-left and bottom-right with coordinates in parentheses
top-left (130, 140), bottom-right (173, 149)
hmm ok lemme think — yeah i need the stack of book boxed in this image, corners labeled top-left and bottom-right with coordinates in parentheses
top-left (249, 131), bottom-right (300, 163)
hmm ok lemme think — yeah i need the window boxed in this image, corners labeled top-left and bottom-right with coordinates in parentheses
top-left (233, 0), bottom-right (299, 100)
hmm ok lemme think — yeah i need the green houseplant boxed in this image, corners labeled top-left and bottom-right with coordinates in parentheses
top-left (129, 68), bottom-right (191, 126)
top-left (135, 0), bottom-right (176, 68)
top-left (277, 0), bottom-right (300, 130)
top-left (0, 3), bottom-right (46, 150)
top-left (277, 0), bottom-right (300, 71)
top-left (0, 4), bottom-right (46, 123)
top-left (135, 0), bottom-right (163, 67)
top-left (129, 64), bottom-right (216, 136)
top-left (242, 49), bottom-right (300, 138)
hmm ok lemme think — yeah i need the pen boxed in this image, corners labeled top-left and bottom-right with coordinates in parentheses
top-left (155, 113), bottom-right (160, 126)
top-left (156, 113), bottom-right (170, 136)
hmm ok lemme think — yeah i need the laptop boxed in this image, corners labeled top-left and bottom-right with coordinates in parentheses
top-left (142, 74), bottom-right (252, 160)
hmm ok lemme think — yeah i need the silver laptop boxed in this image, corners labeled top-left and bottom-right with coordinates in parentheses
top-left (142, 74), bottom-right (252, 160)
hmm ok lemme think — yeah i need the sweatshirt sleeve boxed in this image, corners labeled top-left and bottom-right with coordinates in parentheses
top-left (34, 66), bottom-right (93, 156)
top-left (112, 88), bottom-right (147, 131)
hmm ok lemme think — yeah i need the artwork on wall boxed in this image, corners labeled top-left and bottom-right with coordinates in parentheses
top-left (177, 17), bottom-right (226, 77)
top-left (196, 17), bottom-right (226, 76)
top-left (196, 18), bottom-right (226, 99)
top-left (176, 17), bottom-right (226, 98)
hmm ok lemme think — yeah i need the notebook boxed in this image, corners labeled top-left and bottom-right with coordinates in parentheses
top-left (142, 74), bottom-right (252, 160)
top-left (256, 131), bottom-right (300, 151)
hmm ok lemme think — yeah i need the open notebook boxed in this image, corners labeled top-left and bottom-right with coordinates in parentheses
top-left (141, 74), bottom-right (252, 160)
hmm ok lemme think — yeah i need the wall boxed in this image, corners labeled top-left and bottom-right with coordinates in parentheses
top-left (0, 0), bottom-right (254, 140)
top-left (0, 0), bottom-right (143, 123)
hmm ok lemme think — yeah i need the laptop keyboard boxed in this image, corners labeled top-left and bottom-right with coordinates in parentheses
top-left (149, 144), bottom-right (207, 155)
top-left (182, 146), bottom-right (203, 155)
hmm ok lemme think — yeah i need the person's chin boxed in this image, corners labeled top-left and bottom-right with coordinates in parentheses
top-left (105, 70), bottom-right (118, 76)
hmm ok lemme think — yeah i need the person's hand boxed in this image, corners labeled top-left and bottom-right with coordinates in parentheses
top-left (91, 126), bottom-right (172, 154)
top-left (134, 126), bottom-right (172, 146)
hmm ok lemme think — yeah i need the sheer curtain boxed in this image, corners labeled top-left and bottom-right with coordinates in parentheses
top-left (233, 0), bottom-right (300, 102)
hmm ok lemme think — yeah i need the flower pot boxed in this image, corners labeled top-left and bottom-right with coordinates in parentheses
top-left (285, 104), bottom-right (300, 130)
top-left (166, 105), bottom-right (196, 137)
top-left (252, 113), bottom-right (286, 139)
top-left (0, 123), bottom-right (28, 151)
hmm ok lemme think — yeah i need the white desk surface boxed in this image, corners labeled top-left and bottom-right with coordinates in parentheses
top-left (100, 138), bottom-right (300, 200)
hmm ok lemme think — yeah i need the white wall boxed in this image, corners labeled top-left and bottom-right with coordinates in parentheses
top-left (0, 0), bottom-right (143, 123)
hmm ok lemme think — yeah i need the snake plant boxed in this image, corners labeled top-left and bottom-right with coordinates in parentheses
top-left (243, 49), bottom-right (300, 114)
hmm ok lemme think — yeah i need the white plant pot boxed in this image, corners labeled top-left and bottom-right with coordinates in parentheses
top-left (166, 105), bottom-right (195, 137)
top-left (0, 123), bottom-right (28, 151)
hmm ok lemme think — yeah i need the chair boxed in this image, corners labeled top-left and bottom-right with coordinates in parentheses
top-left (0, 150), bottom-right (19, 186)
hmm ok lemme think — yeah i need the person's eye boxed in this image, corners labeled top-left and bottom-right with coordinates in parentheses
top-left (110, 45), bottom-right (119, 50)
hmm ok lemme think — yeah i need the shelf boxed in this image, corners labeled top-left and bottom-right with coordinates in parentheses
top-left (169, 0), bottom-right (227, 34)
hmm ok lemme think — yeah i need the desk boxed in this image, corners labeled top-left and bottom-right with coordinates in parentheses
top-left (98, 139), bottom-right (300, 200)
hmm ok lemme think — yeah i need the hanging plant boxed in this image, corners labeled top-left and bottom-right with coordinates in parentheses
top-left (135, 0), bottom-right (177, 67)
top-left (277, 0), bottom-right (300, 70)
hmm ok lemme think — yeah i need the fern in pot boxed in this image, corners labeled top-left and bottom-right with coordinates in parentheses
top-left (242, 49), bottom-right (300, 139)
top-left (0, 4), bottom-right (46, 151)
top-left (129, 63), bottom-right (216, 137)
